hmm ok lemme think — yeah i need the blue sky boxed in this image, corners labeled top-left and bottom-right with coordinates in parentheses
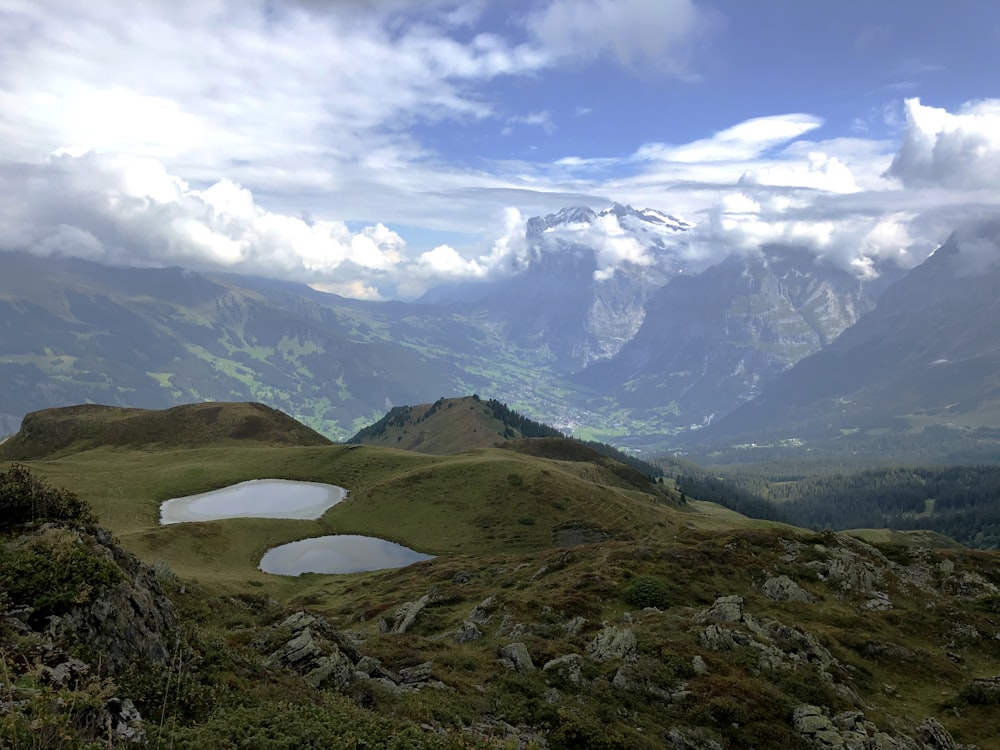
top-left (1, 0), bottom-right (999, 298)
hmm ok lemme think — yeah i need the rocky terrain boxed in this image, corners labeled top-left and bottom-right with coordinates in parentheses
top-left (3, 402), bottom-right (1000, 748)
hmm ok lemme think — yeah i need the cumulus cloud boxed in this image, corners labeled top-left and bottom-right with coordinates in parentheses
top-left (417, 244), bottom-right (487, 277)
top-left (739, 152), bottom-right (860, 194)
top-left (886, 98), bottom-right (1000, 189)
top-left (1, 152), bottom-right (406, 287)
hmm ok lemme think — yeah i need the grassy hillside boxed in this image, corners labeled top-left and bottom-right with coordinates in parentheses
top-left (347, 395), bottom-right (564, 453)
top-left (4, 404), bottom-right (999, 748)
top-left (0, 401), bottom-right (331, 460)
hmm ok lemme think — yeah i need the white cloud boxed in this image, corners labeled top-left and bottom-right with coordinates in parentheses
top-left (417, 244), bottom-right (487, 276)
top-left (1, 152), bottom-right (406, 287)
top-left (525, 0), bottom-right (715, 77)
top-left (636, 114), bottom-right (823, 163)
top-left (504, 111), bottom-right (556, 135)
top-left (886, 98), bottom-right (1000, 189)
top-left (739, 152), bottom-right (859, 194)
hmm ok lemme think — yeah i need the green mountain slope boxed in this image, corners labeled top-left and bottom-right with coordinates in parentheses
top-left (0, 252), bottom-right (576, 439)
top-left (700, 229), bottom-right (1000, 445)
top-left (0, 401), bottom-right (331, 460)
top-left (347, 395), bottom-right (564, 453)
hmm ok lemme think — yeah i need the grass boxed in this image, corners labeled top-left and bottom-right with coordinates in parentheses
top-left (6, 403), bottom-right (1000, 746)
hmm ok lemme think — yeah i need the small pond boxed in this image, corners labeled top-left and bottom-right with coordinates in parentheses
top-left (258, 534), bottom-right (435, 576)
top-left (160, 479), bottom-right (348, 525)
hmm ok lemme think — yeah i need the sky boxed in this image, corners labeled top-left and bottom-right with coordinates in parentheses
top-left (1, 0), bottom-right (999, 299)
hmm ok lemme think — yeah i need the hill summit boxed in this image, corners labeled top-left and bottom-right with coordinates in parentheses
top-left (347, 395), bottom-right (562, 454)
top-left (0, 401), bottom-right (331, 460)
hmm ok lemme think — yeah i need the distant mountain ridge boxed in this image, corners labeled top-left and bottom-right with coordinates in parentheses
top-left (2, 206), bottom-right (981, 449)
top-left (697, 225), bottom-right (1000, 443)
top-left (576, 247), bottom-right (888, 431)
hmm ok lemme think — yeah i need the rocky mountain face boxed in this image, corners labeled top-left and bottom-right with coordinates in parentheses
top-left (577, 248), bottom-right (885, 431)
top-left (421, 203), bottom-right (691, 369)
top-left (698, 225), bottom-right (1000, 444)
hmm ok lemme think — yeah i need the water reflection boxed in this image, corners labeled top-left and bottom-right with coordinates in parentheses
top-left (259, 534), bottom-right (434, 575)
top-left (160, 479), bottom-right (347, 525)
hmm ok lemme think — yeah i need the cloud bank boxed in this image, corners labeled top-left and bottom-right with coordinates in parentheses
top-left (0, 0), bottom-right (998, 297)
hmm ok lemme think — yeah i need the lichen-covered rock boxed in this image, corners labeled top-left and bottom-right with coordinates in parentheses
top-left (104, 697), bottom-right (145, 744)
top-left (392, 593), bottom-right (430, 634)
top-left (696, 595), bottom-right (744, 624)
top-left (762, 575), bottom-right (817, 603)
top-left (543, 654), bottom-right (583, 686)
top-left (455, 620), bottom-right (483, 643)
top-left (469, 595), bottom-right (498, 625)
top-left (499, 642), bottom-right (535, 673)
top-left (587, 625), bottom-right (637, 662)
top-left (612, 659), bottom-right (689, 704)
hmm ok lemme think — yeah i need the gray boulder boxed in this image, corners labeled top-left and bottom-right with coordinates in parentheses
top-left (762, 575), bottom-right (817, 603)
top-left (587, 626), bottom-right (637, 662)
top-left (498, 642), bottom-right (535, 672)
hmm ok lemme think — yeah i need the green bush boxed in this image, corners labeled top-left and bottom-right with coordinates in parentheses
top-left (0, 463), bottom-right (96, 530)
top-left (0, 528), bottom-right (122, 620)
top-left (621, 575), bottom-right (670, 609)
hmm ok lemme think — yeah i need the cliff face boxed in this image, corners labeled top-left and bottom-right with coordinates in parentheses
top-left (576, 251), bottom-right (881, 428)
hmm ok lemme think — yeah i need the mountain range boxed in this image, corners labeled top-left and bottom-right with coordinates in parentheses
top-left (2, 205), bottom-right (998, 453)
top-left (699, 225), bottom-right (1000, 446)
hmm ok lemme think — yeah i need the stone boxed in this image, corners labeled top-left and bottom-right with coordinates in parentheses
top-left (304, 653), bottom-right (353, 690)
top-left (697, 595), bottom-right (744, 623)
top-left (455, 620), bottom-right (483, 643)
top-left (916, 717), bottom-right (961, 750)
top-left (469, 596), bottom-right (497, 625)
top-left (43, 657), bottom-right (90, 688)
top-left (354, 655), bottom-right (381, 676)
top-left (587, 626), bottom-right (637, 662)
top-left (399, 662), bottom-right (433, 684)
top-left (861, 594), bottom-right (893, 612)
top-left (762, 575), bottom-right (816, 603)
top-left (543, 654), bottom-right (583, 686)
top-left (563, 615), bottom-right (586, 635)
top-left (104, 697), bottom-right (145, 744)
top-left (963, 676), bottom-right (1000, 703)
top-left (269, 628), bottom-right (322, 667)
top-left (392, 594), bottom-right (430, 634)
top-left (692, 655), bottom-right (709, 675)
top-left (499, 642), bottom-right (534, 673)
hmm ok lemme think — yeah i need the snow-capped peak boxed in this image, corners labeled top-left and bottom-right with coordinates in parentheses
top-left (526, 203), bottom-right (692, 240)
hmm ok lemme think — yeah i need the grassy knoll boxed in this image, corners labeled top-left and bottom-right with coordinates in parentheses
top-left (16, 441), bottom-right (698, 589)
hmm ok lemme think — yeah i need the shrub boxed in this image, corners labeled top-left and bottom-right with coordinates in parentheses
top-left (0, 528), bottom-right (122, 620)
top-left (621, 575), bottom-right (670, 609)
top-left (0, 463), bottom-right (96, 530)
